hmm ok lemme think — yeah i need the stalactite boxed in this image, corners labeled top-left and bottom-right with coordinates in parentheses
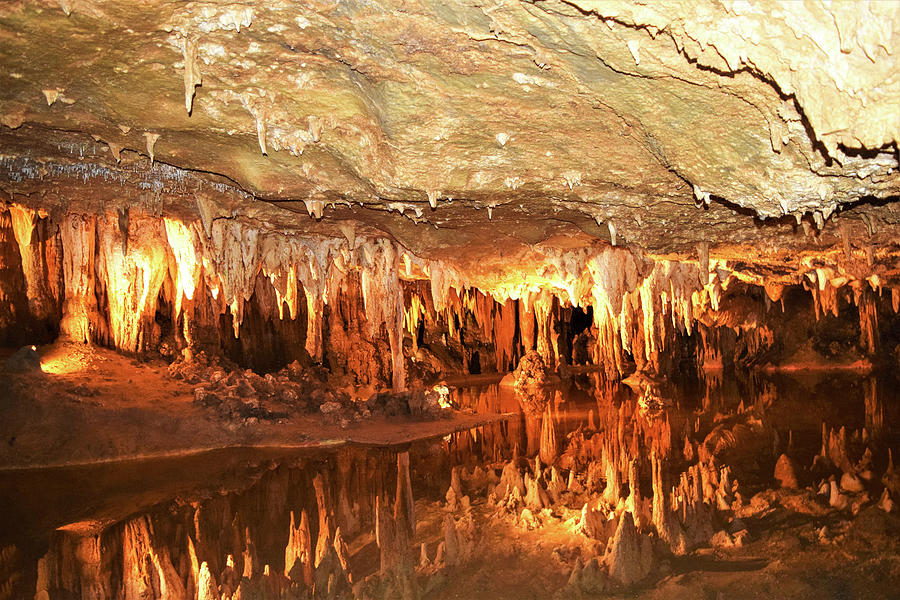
top-left (293, 238), bottom-right (343, 364)
top-left (179, 37), bottom-right (202, 114)
top-left (197, 562), bottom-right (218, 600)
top-left (4, 203), bottom-right (61, 331)
top-left (208, 219), bottom-right (261, 338)
top-left (361, 238), bottom-right (406, 390)
top-left (10, 194), bottom-right (888, 390)
top-left (163, 218), bottom-right (201, 323)
top-left (8, 203), bottom-right (34, 250)
top-left (404, 292), bottom-right (426, 353)
top-left (856, 288), bottom-right (880, 355)
top-left (284, 510), bottom-right (313, 588)
top-left (121, 517), bottom-right (187, 600)
top-left (864, 378), bottom-right (883, 441)
top-left (519, 295), bottom-right (536, 354)
top-left (533, 289), bottom-right (557, 367)
top-left (59, 212), bottom-right (98, 343)
top-left (96, 213), bottom-right (169, 353)
top-left (697, 242), bottom-right (710, 286)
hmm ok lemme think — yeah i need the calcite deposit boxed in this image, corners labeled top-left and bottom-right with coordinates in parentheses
top-left (0, 2), bottom-right (896, 391)
top-left (0, 2), bottom-right (899, 599)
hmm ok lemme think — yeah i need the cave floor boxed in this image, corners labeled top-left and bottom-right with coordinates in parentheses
top-left (0, 341), bottom-right (511, 469)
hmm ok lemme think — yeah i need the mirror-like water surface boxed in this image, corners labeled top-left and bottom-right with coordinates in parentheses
top-left (2, 371), bottom-right (900, 599)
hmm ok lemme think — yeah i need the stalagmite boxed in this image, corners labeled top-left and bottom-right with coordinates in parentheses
top-left (829, 478), bottom-right (849, 510)
top-left (601, 442), bottom-right (621, 506)
top-left (523, 473), bottom-right (550, 511)
top-left (774, 454), bottom-right (799, 489)
top-left (446, 466), bottom-right (465, 511)
top-left (650, 450), bottom-right (686, 554)
top-left (443, 514), bottom-right (460, 567)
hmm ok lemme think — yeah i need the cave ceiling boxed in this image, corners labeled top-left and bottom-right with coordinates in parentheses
top-left (0, 0), bottom-right (898, 286)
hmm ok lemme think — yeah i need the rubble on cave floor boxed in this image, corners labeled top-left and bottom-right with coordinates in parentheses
top-left (0, 341), bottom-right (482, 469)
top-left (169, 350), bottom-right (453, 429)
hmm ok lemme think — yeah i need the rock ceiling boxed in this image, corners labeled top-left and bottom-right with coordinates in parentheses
top-left (0, 0), bottom-right (898, 283)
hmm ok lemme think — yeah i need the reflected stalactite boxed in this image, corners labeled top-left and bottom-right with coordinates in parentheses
top-left (284, 510), bottom-right (313, 588)
top-left (28, 449), bottom-right (423, 599)
top-left (856, 288), bottom-right (881, 356)
top-left (121, 516), bottom-right (187, 600)
top-left (4, 368), bottom-right (900, 598)
top-left (865, 377), bottom-right (884, 441)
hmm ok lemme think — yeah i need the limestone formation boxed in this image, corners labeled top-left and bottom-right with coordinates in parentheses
top-left (604, 511), bottom-right (654, 587)
top-left (0, 3), bottom-right (899, 598)
top-left (774, 454), bottom-right (799, 489)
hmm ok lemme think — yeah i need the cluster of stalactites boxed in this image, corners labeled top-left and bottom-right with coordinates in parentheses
top-left (0, 200), bottom-right (746, 384)
top-left (157, 212), bottom-right (410, 389)
top-left (8, 202), bottom-right (411, 388)
top-left (801, 266), bottom-right (898, 356)
top-left (16, 199), bottom-right (899, 383)
top-left (579, 248), bottom-right (733, 377)
top-left (404, 283), bottom-right (521, 372)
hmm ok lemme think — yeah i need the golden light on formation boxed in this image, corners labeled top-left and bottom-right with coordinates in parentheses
top-left (164, 217), bottom-right (199, 303)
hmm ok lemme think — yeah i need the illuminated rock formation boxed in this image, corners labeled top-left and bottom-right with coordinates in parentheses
top-left (0, 3), bottom-right (900, 594)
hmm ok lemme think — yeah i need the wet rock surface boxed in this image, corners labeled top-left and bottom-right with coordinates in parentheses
top-left (0, 0), bottom-right (897, 266)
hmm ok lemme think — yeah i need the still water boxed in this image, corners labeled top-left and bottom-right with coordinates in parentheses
top-left (1, 370), bottom-right (897, 598)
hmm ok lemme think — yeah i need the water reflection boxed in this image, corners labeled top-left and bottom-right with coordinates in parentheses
top-left (1, 370), bottom-right (898, 598)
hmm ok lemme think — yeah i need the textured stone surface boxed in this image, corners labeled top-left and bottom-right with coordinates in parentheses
top-left (0, 0), bottom-right (898, 284)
